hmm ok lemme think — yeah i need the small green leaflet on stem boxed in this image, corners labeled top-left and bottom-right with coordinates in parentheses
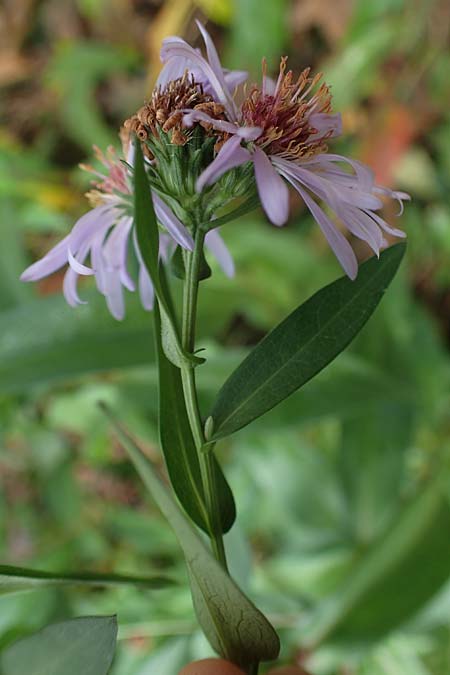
top-left (133, 136), bottom-right (198, 369)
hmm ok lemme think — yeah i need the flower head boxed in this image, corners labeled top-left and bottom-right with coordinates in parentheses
top-left (123, 70), bottom-right (227, 151)
top-left (164, 25), bottom-right (410, 279)
top-left (241, 59), bottom-right (340, 161)
top-left (21, 142), bottom-right (233, 318)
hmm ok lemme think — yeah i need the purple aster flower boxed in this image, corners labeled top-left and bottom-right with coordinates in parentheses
top-left (21, 145), bottom-right (234, 318)
top-left (162, 28), bottom-right (410, 279)
top-left (159, 20), bottom-right (247, 123)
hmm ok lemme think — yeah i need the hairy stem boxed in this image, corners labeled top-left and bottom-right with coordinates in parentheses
top-left (181, 226), bottom-right (228, 570)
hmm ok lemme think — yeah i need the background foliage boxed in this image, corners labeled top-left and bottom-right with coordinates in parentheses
top-left (0, 0), bottom-right (449, 673)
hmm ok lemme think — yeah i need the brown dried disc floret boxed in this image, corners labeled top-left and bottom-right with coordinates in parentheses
top-left (123, 71), bottom-right (226, 149)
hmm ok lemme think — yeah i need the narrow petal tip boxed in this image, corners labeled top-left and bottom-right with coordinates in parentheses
top-left (253, 148), bottom-right (290, 226)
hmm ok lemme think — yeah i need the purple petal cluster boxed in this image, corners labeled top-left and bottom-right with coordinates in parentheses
top-left (161, 22), bottom-right (409, 279)
top-left (21, 144), bottom-right (234, 318)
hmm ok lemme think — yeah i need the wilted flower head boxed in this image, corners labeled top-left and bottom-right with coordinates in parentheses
top-left (122, 32), bottom-right (256, 219)
top-left (162, 23), bottom-right (410, 279)
top-left (123, 70), bottom-right (225, 151)
top-left (21, 142), bottom-right (234, 319)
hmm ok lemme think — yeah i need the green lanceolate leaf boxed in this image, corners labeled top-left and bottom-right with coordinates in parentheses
top-left (0, 292), bottom-right (154, 394)
top-left (210, 244), bottom-right (406, 440)
top-left (0, 564), bottom-right (174, 595)
top-left (302, 476), bottom-right (450, 645)
top-left (133, 137), bottom-right (160, 282)
top-left (133, 137), bottom-right (186, 368)
top-left (102, 405), bottom-right (279, 669)
top-left (0, 615), bottom-right (117, 675)
top-left (154, 303), bottom-right (236, 534)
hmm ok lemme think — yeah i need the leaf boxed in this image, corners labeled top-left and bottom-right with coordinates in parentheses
top-left (133, 138), bottom-right (160, 288)
top-left (0, 615), bottom-right (117, 675)
top-left (324, 20), bottom-right (398, 109)
top-left (0, 564), bottom-right (174, 595)
top-left (0, 282), bottom-right (231, 394)
top-left (102, 405), bottom-right (280, 669)
top-left (339, 401), bottom-right (413, 543)
top-left (133, 139), bottom-right (193, 368)
top-left (46, 42), bottom-right (135, 151)
top-left (302, 477), bottom-right (450, 645)
top-left (0, 199), bottom-right (32, 310)
top-left (210, 244), bottom-right (406, 440)
top-left (154, 303), bottom-right (236, 534)
top-left (0, 292), bottom-right (154, 394)
top-left (227, 0), bottom-right (289, 75)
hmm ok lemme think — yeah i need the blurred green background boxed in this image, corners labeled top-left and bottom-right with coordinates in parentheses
top-left (1, 0), bottom-right (450, 673)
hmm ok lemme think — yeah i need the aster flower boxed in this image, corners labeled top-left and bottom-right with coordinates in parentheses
top-left (162, 24), bottom-right (410, 279)
top-left (21, 145), bottom-right (234, 319)
top-left (157, 21), bottom-right (247, 110)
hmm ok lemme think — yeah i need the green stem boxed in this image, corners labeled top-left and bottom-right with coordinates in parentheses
top-left (181, 226), bottom-right (228, 571)
top-left (199, 194), bottom-right (260, 232)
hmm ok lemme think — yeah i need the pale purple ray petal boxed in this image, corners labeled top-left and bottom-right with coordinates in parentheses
top-left (304, 153), bottom-right (375, 192)
top-left (21, 206), bottom-right (114, 282)
top-left (63, 267), bottom-right (87, 306)
top-left (183, 108), bottom-right (261, 140)
top-left (223, 69), bottom-right (248, 92)
top-left (365, 209), bottom-right (407, 238)
top-left (160, 36), bottom-right (236, 119)
top-left (159, 233), bottom-right (176, 263)
top-left (373, 186), bottom-right (411, 215)
top-left (156, 55), bottom-right (191, 88)
top-left (205, 228), bottom-right (235, 277)
top-left (262, 74), bottom-right (277, 96)
top-left (294, 182), bottom-right (358, 279)
top-left (236, 126), bottom-right (262, 141)
top-left (308, 112), bottom-right (342, 139)
top-left (62, 240), bottom-right (92, 306)
top-left (70, 210), bottom-right (119, 289)
top-left (195, 21), bottom-right (227, 88)
top-left (21, 235), bottom-right (71, 281)
top-left (196, 135), bottom-right (251, 192)
top-left (103, 266), bottom-right (125, 320)
top-left (90, 230), bottom-right (109, 294)
top-left (182, 109), bottom-right (240, 135)
top-left (68, 249), bottom-right (95, 275)
top-left (253, 148), bottom-right (290, 226)
top-left (195, 20), bottom-right (238, 118)
top-left (272, 156), bottom-right (382, 211)
top-left (274, 157), bottom-right (384, 253)
top-left (152, 192), bottom-right (194, 250)
top-left (138, 263), bottom-right (155, 311)
top-left (101, 216), bottom-right (135, 291)
top-left (334, 203), bottom-right (384, 254)
top-left (67, 206), bottom-right (115, 252)
top-left (115, 217), bottom-right (136, 291)
top-left (126, 141), bottom-right (135, 168)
